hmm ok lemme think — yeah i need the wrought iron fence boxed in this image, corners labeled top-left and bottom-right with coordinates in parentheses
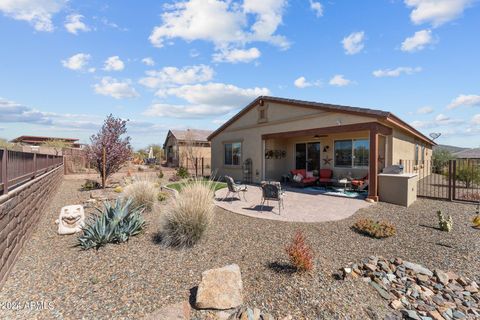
top-left (400, 159), bottom-right (480, 203)
top-left (0, 149), bottom-right (63, 195)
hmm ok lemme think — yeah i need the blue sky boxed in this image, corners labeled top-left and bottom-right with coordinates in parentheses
top-left (0, 0), bottom-right (479, 149)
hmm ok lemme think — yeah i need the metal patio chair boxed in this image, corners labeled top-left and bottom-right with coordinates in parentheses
top-left (260, 181), bottom-right (284, 215)
top-left (223, 176), bottom-right (248, 201)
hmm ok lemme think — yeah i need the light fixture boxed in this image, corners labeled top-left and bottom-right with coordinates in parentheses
top-left (336, 119), bottom-right (342, 125)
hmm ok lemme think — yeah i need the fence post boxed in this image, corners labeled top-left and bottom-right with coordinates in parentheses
top-left (201, 157), bottom-right (204, 177)
top-left (33, 152), bottom-right (37, 179)
top-left (448, 160), bottom-right (453, 201)
top-left (195, 157), bottom-right (198, 177)
top-left (2, 149), bottom-right (8, 195)
top-left (452, 160), bottom-right (457, 201)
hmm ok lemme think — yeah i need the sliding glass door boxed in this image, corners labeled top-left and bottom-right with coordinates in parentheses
top-left (295, 142), bottom-right (321, 171)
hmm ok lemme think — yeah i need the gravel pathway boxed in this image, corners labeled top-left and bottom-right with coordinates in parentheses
top-left (0, 177), bottom-right (478, 319)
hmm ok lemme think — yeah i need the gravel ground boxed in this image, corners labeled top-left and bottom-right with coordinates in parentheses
top-left (0, 177), bottom-right (479, 319)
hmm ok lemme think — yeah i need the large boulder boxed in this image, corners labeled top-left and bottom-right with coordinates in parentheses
top-left (196, 264), bottom-right (243, 310)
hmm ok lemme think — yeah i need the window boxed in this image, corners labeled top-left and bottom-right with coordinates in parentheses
top-left (295, 142), bottom-right (321, 171)
top-left (258, 105), bottom-right (268, 123)
top-left (414, 144), bottom-right (419, 165)
top-left (224, 142), bottom-right (242, 165)
top-left (421, 145), bottom-right (425, 163)
top-left (334, 139), bottom-right (369, 168)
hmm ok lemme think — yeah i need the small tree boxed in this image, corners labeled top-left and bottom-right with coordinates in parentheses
top-left (432, 149), bottom-right (455, 173)
top-left (86, 114), bottom-right (132, 188)
top-left (456, 165), bottom-right (480, 188)
top-left (41, 139), bottom-right (72, 155)
top-left (0, 138), bottom-right (14, 149)
top-left (180, 129), bottom-right (202, 175)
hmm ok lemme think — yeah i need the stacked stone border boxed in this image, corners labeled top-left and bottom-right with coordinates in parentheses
top-left (0, 165), bottom-right (63, 288)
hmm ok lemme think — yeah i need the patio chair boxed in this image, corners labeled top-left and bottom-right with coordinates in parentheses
top-left (351, 174), bottom-right (368, 191)
top-left (260, 182), bottom-right (284, 214)
top-left (223, 176), bottom-right (248, 201)
top-left (318, 169), bottom-right (334, 189)
top-left (289, 169), bottom-right (318, 188)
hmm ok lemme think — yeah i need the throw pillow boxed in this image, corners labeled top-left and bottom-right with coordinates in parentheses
top-left (306, 171), bottom-right (314, 178)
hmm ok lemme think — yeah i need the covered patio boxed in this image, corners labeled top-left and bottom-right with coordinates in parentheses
top-left (214, 186), bottom-right (373, 223)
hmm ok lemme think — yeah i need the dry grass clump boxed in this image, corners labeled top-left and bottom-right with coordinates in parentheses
top-left (123, 176), bottom-right (158, 211)
top-left (159, 179), bottom-right (215, 248)
top-left (285, 230), bottom-right (314, 272)
top-left (352, 218), bottom-right (396, 239)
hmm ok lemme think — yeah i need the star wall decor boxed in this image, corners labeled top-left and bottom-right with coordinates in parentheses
top-left (323, 156), bottom-right (332, 165)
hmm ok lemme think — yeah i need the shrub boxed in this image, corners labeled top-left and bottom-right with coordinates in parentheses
top-left (123, 177), bottom-right (158, 211)
top-left (159, 179), bottom-right (215, 247)
top-left (82, 179), bottom-right (101, 191)
top-left (352, 219), bottom-right (396, 238)
top-left (456, 165), bottom-right (480, 188)
top-left (137, 166), bottom-right (144, 172)
top-left (176, 166), bottom-right (189, 179)
top-left (77, 199), bottom-right (145, 250)
top-left (113, 186), bottom-right (123, 193)
top-left (285, 231), bottom-right (314, 272)
top-left (473, 215), bottom-right (480, 229)
top-left (437, 210), bottom-right (453, 232)
top-left (157, 191), bottom-right (169, 202)
top-left (157, 170), bottom-right (164, 179)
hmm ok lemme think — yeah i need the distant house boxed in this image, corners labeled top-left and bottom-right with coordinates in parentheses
top-left (208, 96), bottom-right (436, 202)
top-left (11, 135), bottom-right (82, 148)
top-left (453, 148), bottom-right (480, 159)
top-left (163, 129), bottom-right (213, 167)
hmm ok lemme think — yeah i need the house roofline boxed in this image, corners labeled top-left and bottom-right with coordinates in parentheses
top-left (207, 96), bottom-right (436, 146)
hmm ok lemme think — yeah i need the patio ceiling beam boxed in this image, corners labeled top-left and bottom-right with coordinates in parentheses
top-left (261, 122), bottom-right (392, 140)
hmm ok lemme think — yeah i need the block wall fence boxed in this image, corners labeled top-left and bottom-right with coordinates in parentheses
top-left (0, 165), bottom-right (63, 288)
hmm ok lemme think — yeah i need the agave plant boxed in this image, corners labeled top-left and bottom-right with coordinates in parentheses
top-left (77, 198), bottom-right (146, 250)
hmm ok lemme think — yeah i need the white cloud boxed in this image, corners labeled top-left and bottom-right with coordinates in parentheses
top-left (294, 76), bottom-right (321, 88)
top-left (149, 0), bottom-right (289, 62)
top-left (309, 0), bottom-right (323, 17)
top-left (472, 114), bottom-right (480, 125)
top-left (342, 31), bottom-right (365, 55)
top-left (103, 56), bottom-right (125, 71)
top-left (416, 106), bottom-right (434, 114)
top-left (213, 47), bottom-right (261, 63)
top-left (94, 77), bottom-right (139, 99)
top-left (448, 94), bottom-right (480, 109)
top-left (61, 53), bottom-right (92, 72)
top-left (157, 82), bottom-right (270, 106)
top-left (401, 29), bottom-right (434, 52)
top-left (139, 65), bottom-right (214, 89)
top-left (141, 57), bottom-right (155, 66)
top-left (410, 113), bottom-right (464, 129)
top-left (0, 0), bottom-right (65, 32)
top-left (64, 14), bottom-right (90, 35)
top-left (404, 0), bottom-right (474, 27)
top-left (373, 66), bottom-right (422, 77)
top-left (329, 74), bottom-right (352, 87)
top-left (0, 97), bottom-right (52, 124)
top-left (143, 103), bottom-right (234, 118)
top-left (144, 82), bottom-right (270, 118)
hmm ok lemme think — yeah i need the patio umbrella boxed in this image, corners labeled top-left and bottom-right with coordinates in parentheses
top-left (148, 147), bottom-right (154, 159)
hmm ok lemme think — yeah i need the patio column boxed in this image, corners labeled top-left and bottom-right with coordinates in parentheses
top-left (368, 129), bottom-right (379, 202)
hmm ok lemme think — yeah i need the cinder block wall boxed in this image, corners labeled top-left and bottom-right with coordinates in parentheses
top-left (0, 166), bottom-right (63, 288)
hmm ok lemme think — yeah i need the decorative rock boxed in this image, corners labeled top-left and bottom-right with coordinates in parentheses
top-left (390, 300), bottom-right (403, 310)
top-left (196, 264), bottom-right (243, 310)
top-left (404, 261), bottom-right (433, 277)
top-left (452, 310), bottom-right (466, 319)
top-left (427, 310), bottom-right (445, 320)
top-left (143, 301), bottom-right (191, 320)
top-left (401, 309), bottom-right (421, 320)
top-left (55, 205), bottom-right (85, 235)
top-left (370, 282), bottom-right (392, 300)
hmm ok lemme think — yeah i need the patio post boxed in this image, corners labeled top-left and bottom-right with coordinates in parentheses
top-left (368, 129), bottom-right (379, 202)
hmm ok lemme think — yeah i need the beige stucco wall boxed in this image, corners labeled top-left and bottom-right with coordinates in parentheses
top-left (391, 128), bottom-right (433, 165)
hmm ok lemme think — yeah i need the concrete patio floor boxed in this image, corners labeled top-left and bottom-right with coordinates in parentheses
top-left (214, 186), bottom-right (373, 223)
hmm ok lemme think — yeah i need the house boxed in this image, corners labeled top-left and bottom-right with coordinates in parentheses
top-left (453, 148), bottom-right (480, 159)
top-left (208, 96), bottom-right (436, 202)
top-left (163, 129), bottom-right (213, 167)
top-left (11, 135), bottom-right (82, 148)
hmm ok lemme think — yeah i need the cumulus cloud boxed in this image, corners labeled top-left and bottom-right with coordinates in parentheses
top-left (103, 56), bottom-right (125, 71)
top-left (373, 66), bottom-right (422, 77)
top-left (0, 0), bottom-right (65, 32)
top-left (309, 0), bottom-right (323, 17)
top-left (64, 14), bottom-right (90, 35)
top-left (142, 57), bottom-right (155, 66)
top-left (472, 114), bottom-right (480, 125)
top-left (149, 0), bottom-right (288, 62)
top-left (94, 77), bottom-right (139, 99)
top-left (416, 106), bottom-right (434, 114)
top-left (139, 65), bottom-right (214, 89)
top-left (410, 113), bottom-right (464, 129)
top-left (144, 82), bottom-right (270, 118)
top-left (212, 47), bottom-right (261, 63)
top-left (0, 97), bottom-right (52, 124)
top-left (448, 94), bottom-right (480, 109)
top-left (342, 31), bottom-right (365, 55)
top-left (61, 53), bottom-right (92, 72)
top-left (404, 0), bottom-right (474, 27)
top-left (293, 76), bottom-right (321, 89)
top-left (329, 74), bottom-right (352, 87)
top-left (401, 29), bottom-right (434, 52)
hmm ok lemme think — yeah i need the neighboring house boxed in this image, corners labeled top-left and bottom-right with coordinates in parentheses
top-left (163, 129), bottom-right (213, 167)
top-left (11, 135), bottom-right (82, 148)
top-left (453, 148), bottom-right (480, 159)
top-left (208, 96), bottom-right (436, 202)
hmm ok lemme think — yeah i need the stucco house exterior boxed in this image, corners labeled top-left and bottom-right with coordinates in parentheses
top-left (163, 129), bottom-right (213, 167)
top-left (208, 96), bottom-right (436, 202)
